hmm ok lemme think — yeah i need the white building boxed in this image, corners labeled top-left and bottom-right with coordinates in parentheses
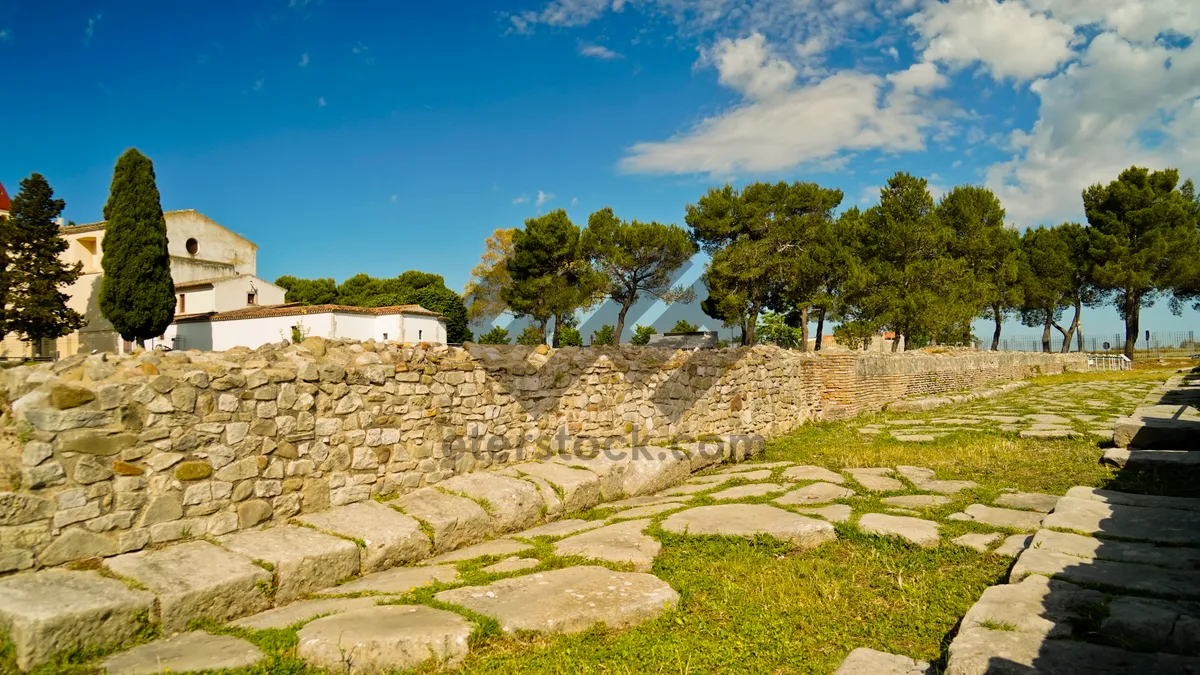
top-left (163, 303), bottom-right (447, 351)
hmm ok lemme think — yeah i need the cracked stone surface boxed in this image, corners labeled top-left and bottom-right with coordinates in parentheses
top-left (608, 502), bottom-right (686, 520)
top-left (421, 539), bottom-right (530, 565)
top-left (434, 566), bottom-right (679, 634)
top-left (858, 513), bottom-right (940, 547)
top-left (881, 495), bottom-right (951, 509)
top-left (960, 575), bottom-right (1105, 639)
top-left (710, 483), bottom-right (785, 500)
top-left (994, 492), bottom-right (1061, 512)
top-left (661, 504), bottom-right (836, 549)
top-left (511, 462), bottom-right (602, 513)
top-left (100, 631), bottom-right (264, 675)
top-left (217, 525), bottom-right (360, 604)
top-left (776, 482), bottom-right (856, 505)
top-left (1042, 496), bottom-right (1200, 545)
top-left (1025, 528), bottom-right (1200, 571)
top-left (296, 501), bottom-right (431, 572)
top-left (553, 519), bottom-right (661, 571)
top-left (318, 565), bottom-right (459, 596)
top-left (1011, 547), bottom-right (1200, 600)
top-left (483, 557), bottom-right (540, 574)
top-left (513, 519), bottom-right (603, 540)
top-left (780, 465), bottom-right (845, 483)
top-left (793, 504), bottom-right (853, 523)
top-left (951, 533), bottom-right (1001, 552)
top-left (234, 597), bottom-right (383, 630)
top-left (845, 468), bottom-right (904, 492)
top-left (949, 504), bottom-right (1044, 531)
top-left (391, 488), bottom-right (494, 554)
top-left (297, 605), bottom-right (472, 673)
top-left (993, 534), bottom-right (1033, 558)
top-left (437, 472), bottom-right (544, 533)
top-left (834, 647), bottom-right (932, 675)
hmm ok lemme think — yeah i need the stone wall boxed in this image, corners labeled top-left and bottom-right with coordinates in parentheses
top-left (0, 339), bottom-right (1083, 574)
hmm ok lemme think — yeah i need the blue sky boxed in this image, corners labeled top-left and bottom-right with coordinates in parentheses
top-left (1, 0), bottom-right (1198, 343)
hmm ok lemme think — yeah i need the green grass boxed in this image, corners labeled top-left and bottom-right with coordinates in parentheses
top-left (0, 368), bottom-right (1181, 675)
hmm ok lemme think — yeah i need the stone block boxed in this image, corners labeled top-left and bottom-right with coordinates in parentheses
top-left (297, 605), bottom-right (472, 673)
top-left (510, 462), bottom-right (603, 513)
top-left (100, 631), bottom-right (264, 675)
top-left (297, 500), bottom-right (431, 571)
top-left (661, 504), bottom-right (835, 549)
top-left (105, 540), bottom-right (272, 632)
top-left (0, 569), bottom-right (154, 671)
top-left (552, 519), bottom-right (660, 571)
top-left (391, 487), bottom-right (492, 554)
top-left (38, 527), bottom-right (118, 565)
top-left (218, 525), bottom-right (360, 604)
top-left (436, 472), bottom-right (543, 533)
top-left (233, 596), bottom-right (382, 630)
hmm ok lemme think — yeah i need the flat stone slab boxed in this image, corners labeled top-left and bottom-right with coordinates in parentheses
top-left (1114, 415), bottom-right (1200, 450)
top-left (881, 495), bottom-right (951, 509)
top-left (894, 434), bottom-right (939, 442)
top-left (949, 504), bottom-right (1044, 531)
top-left (511, 462), bottom-right (602, 512)
top-left (217, 525), bottom-right (360, 603)
top-left (105, 540), bottom-right (272, 633)
top-left (952, 533), bottom-right (1002, 552)
top-left (1103, 448), bottom-right (1200, 471)
top-left (961, 574), bottom-right (1105, 639)
top-left (100, 631), bottom-right (264, 675)
top-left (1101, 595), bottom-right (1200, 655)
top-left (858, 513), bottom-right (940, 548)
top-left (550, 453), bottom-right (631, 501)
top-left (233, 597), bottom-right (382, 630)
top-left (0, 569), bottom-right (155, 671)
top-left (995, 492), bottom-right (1060, 512)
top-left (1042, 496), bottom-right (1200, 545)
top-left (297, 500), bottom-right (431, 572)
top-left (434, 565), bottom-right (679, 634)
top-left (553, 519), bottom-right (660, 571)
top-left (1026, 413), bottom-right (1072, 424)
top-left (1027, 528), bottom-right (1200, 571)
top-left (661, 504), bottom-right (836, 548)
top-left (948, 626), bottom-right (1200, 675)
top-left (607, 495), bottom-right (690, 508)
top-left (609, 502), bottom-right (686, 520)
top-left (437, 472), bottom-right (544, 533)
top-left (1066, 485), bottom-right (1200, 512)
top-left (391, 487), bottom-right (493, 553)
top-left (421, 538), bottom-right (530, 565)
top-left (780, 465), bottom-right (845, 483)
top-left (297, 605), bottom-right (472, 672)
top-left (1011, 547), bottom-right (1200, 599)
top-left (719, 461), bottom-right (792, 474)
top-left (318, 565), bottom-right (459, 596)
top-left (793, 504), bottom-right (853, 523)
top-left (845, 468), bottom-right (904, 492)
top-left (709, 483), bottom-right (784, 500)
top-left (686, 474), bottom-right (731, 485)
top-left (993, 534), bottom-right (1033, 557)
top-left (660, 482), bottom-right (715, 496)
top-left (513, 519), bottom-right (603, 539)
top-left (612, 451), bottom-right (690, 497)
top-left (719, 469), bottom-right (774, 482)
top-left (834, 647), bottom-right (932, 675)
top-left (483, 557), bottom-right (540, 574)
top-left (1020, 428), bottom-right (1081, 439)
top-left (776, 482), bottom-right (856, 505)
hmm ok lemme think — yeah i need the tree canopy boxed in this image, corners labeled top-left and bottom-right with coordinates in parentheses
top-left (464, 228), bottom-right (516, 322)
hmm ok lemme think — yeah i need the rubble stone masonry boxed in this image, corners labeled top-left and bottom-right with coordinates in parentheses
top-left (0, 338), bottom-right (1083, 573)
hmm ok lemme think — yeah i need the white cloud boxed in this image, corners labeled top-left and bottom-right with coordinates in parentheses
top-left (570, 197), bottom-right (579, 207)
top-left (1026, 0), bottom-right (1200, 44)
top-left (84, 13), bottom-right (101, 45)
top-left (909, 0), bottom-right (1077, 81)
top-left (512, 194), bottom-right (529, 205)
top-left (536, 190), bottom-right (555, 207)
top-left (579, 42), bottom-right (622, 59)
top-left (708, 34), bottom-right (797, 100)
top-left (299, 52), bottom-right (309, 67)
top-left (317, 96), bottom-right (326, 107)
top-left (885, 46), bottom-right (900, 60)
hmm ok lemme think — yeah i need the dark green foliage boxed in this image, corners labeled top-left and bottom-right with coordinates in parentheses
top-left (631, 324), bottom-right (656, 346)
top-left (756, 312), bottom-right (802, 348)
top-left (1084, 166), bottom-right (1200, 358)
top-left (273, 271), bottom-right (472, 343)
top-left (5, 174), bottom-right (85, 354)
top-left (557, 325), bottom-right (583, 347)
top-left (516, 325), bottom-right (544, 346)
top-left (98, 149), bottom-right (176, 345)
top-left (478, 326), bottom-right (511, 345)
top-left (832, 320), bottom-right (876, 350)
top-left (670, 319), bottom-right (699, 333)
top-left (591, 324), bottom-right (616, 346)
top-left (581, 208), bottom-right (697, 344)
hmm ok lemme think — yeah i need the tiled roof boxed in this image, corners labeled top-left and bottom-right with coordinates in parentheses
top-left (174, 274), bottom-right (254, 290)
top-left (206, 303), bottom-right (443, 322)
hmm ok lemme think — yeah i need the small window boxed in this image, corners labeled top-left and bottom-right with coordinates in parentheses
top-left (246, 292), bottom-right (257, 306)
top-left (418, 330), bottom-right (423, 340)
top-left (185, 238), bottom-right (199, 255)
top-left (382, 333), bottom-right (388, 341)
top-left (178, 294), bottom-right (186, 313)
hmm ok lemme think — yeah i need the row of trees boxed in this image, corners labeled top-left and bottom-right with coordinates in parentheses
top-left (467, 166), bottom-right (1200, 358)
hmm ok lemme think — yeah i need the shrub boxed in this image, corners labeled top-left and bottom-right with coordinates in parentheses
top-left (478, 326), bottom-right (510, 345)
top-left (591, 324), bottom-right (616, 346)
top-left (557, 326), bottom-right (583, 347)
top-left (670, 319), bottom-right (699, 333)
top-left (631, 325), bottom-right (657, 346)
top-left (833, 321), bottom-right (877, 350)
top-left (516, 325), bottom-right (545, 346)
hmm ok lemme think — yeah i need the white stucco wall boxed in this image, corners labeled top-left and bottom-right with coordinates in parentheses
top-left (165, 210), bottom-right (257, 278)
top-left (211, 313), bottom-right (336, 351)
top-left (330, 313), bottom-right (376, 341)
top-left (162, 309), bottom-right (448, 352)
top-left (178, 287), bottom-right (217, 314)
top-left (402, 314), bottom-right (446, 343)
top-left (212, 276), bottom-right (286, 310)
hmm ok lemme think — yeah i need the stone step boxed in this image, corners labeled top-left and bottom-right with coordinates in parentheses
top-left (946, 625), bottom-right (1200, 675)
top-left (295, 500), bottom-right (431, 572)
top-left (660, 503), bottom-right (836, 549)
top-left (216, 524), bottom-right (360, 604)
top-left (833, 647), bottom-right (932, 674)
top-left (1114, 415), bottom-right (1200, 450)
top-left (296, 605), bottom-right (473, 672)
top-left (552, 519), bottom-right (660, 571)
top-left (948, 504), bottom-right (1045, 531)
top-left (1026, 528), bottom-right (1200, 571)
top-left (1011, 546), bottom-right (1200, 599)
top-left (509, 462), bottom-right (603, 512)
top-left (1042, 496), bottom-right (1200, 545)
top-left (1065, 486), bottom-right (1200, 512)
top-left (99, 631), bottom-right (264, 674)
top-left (436, 472), bottom-right (544, 534)
top-left (1102, 448), bottom-right (1200, 471)
top-left (316, 564), bottom-right (458, 596)
top-left (390, 488), bottom-right (493, 554)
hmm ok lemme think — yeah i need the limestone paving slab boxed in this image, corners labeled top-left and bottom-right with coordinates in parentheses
top-left (660, 482), bottom-right (715, 496)
top-left (660, 504), bottom-right (836, 549)
top-left (437, 472), bottom-right (544, 533)
top-left (845, 468), bottom-right (904, 492)
top-left (775, 482), bottom-right (856, 505)
top-left (608, 495), bottom-right (690, 508)
top-left (946, 625), bottom-right (1200, 675)
top-left (1065, 485), bottom-right (1200, 512)
top-left (483, 557), bottom-right (540, 574)
top-left (960, 575), bottom-right (1106, 639)
top-left (951, 533), bottom-right (1002, 552)
top-left (894, 434), bottom-right (938, 442)
top-left (297, 605), bottom-right (472, 673)
top-left (685, 474), bottom-right (731, 485)
top-left (100, 631), bottom-right (264, 675)
top-left (793, 504), bottom-right (853, 523)
top-left (608, 502), bottom-right (686, 520)
top-left (710, 483), bottom-right (785, 500)
top-left (318, 565), bottom-right (459, 596)
top-left (1042, 496), bottom-right (1200, 545)
top-left (1100, 595), bottom-right (1200, 655)
top-left (780, 465), bottom-right (845, 483)
top-left (391, 487), bottom-right (494, 554)
top-left (1020, 428), bottom-right (1081, 439)
top-left (105, 540), bottom-right (272, 633)
top-left (511, 462), bottom-right (603, 513)
top-left (993, 534), bottom-right (1033, 558)
top-left (834, 647), bottom-right (932, 675)
top-left (1102, 448), bottom-right (1200, 471)
top-left (714, 469), bottom-right (774, 482)
top-left (948, 504), bottom-right (1043, 531)
top-left (858, 513), bottom-right (940, 548)
top-left (434, 565), bottom-right (679, 634)
top-left (995, 492), bottom-right (1060, 513)
top-left (553, 519), bottom-right (661, 571)
top-left (1011, 547), bottom-right (1200, 600)
top-left (421, 538), bottom-right (531, 565)
top-left (881, 495), bottom-right (951, 509)
top-left (0, 569), bottom-right (155, 671)
top-left (1026, 528), bottom-right (1200, 571)
top-left (513, 519), bottom-right (603, 540)
top-left (217, 525), bottom-right (360, 604)
top-left (233, 596), bottom-right (383, 630)
top-left (718, 461), bottom-right (792, 474)
top-left (296, 500), bottom-right (431, 572)
top-left (612, 450), bottom-right (690, 497)
top-left (551, 453), bottom-right (631, 501)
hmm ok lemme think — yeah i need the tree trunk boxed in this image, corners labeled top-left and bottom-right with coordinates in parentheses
top-left (814, 307), bottom-right (825, 352)
top-left (538, 318), bottom-right (549, 345)
top-left (614, 301), bottom-right (632, 346)
top-left (798, 306), bottom-right (809, 352)
top-left (891, 329), bottom-right (901, 352)
top-left (1124, 293), bottom-right (1140, 360)
top-left (991, 303), bottom-right (1003, 351)
top-left (1041, 316), bottom-right (1052, 353)
top-left (552, 313), bottom-right (564, 347)
top-left (744, 302), bottom-right (760, 346)
top-left (1060, 300), bottom-right (1082, 353)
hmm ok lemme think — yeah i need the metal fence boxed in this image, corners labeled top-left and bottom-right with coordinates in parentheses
top-left (986, 330), bottom-right (1199, 357)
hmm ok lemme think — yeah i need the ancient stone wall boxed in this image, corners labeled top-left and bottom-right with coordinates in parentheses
top-left (0, 339), bottom-right (1082, 573)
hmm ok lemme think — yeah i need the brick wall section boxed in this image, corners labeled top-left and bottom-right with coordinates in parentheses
top-left (0, 340), bottom-right (1082, 573)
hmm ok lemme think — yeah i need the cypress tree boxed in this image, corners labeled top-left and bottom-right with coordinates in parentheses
top-left (98, 149), bottom-right (176, 347)
top-left (7, 174), bottom-right (85, 356)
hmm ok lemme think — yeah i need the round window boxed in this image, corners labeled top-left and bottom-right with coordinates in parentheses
top-left (185, 238), bottom-right (199, 255)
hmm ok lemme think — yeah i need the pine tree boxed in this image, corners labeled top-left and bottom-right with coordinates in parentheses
top-left (6, 174), bottom-right (85, 356)
top-left (98, 149), bottom-right (176, 346)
